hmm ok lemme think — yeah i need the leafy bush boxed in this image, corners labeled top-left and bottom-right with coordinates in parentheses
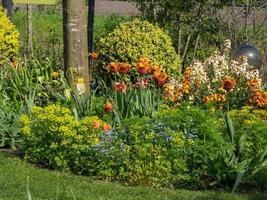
top-left (121, 117), bottom-right (172, 186)
top-left (20, 105), bottom-right (112, 171)
top-left (229, 107), bottom-right (267, 159)
top-left (0, 6), bottom-right (19, 65)
top-left (212, 108), bottom-right (267, 192)
top-left (0, 98), bottom-right (21, 150)
top-left (122, 105), bottom-right (226, 188)
top-left (19, 103), bottom-right (267, 190)
top-left (96, 14), bottom-right (131, 40)
top-left (97, 19), bottom-right (181, 78)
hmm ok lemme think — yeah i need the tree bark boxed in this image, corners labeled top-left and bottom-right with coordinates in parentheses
top-left (62, 0), bottom-right (89, 93)
top-left (27, 4), bottom-right (33, 57)
top-left (1, 0), bottom-right (13, 19)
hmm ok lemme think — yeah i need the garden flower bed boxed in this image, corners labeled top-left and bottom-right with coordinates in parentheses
top-left (0, 5), bottom-right (266, 198)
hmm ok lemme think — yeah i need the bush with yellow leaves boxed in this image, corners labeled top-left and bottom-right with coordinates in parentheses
top-left (0, 6), bottom-right (19, 65)
top-left (20, 104), bottom-right (112, 172)
top-left (96, 19), bottom-right (181, 81)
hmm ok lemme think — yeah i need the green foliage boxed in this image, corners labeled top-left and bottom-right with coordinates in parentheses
top-left (20, 104), bottom-right (111, 171)
top-left (17, 101), bottom-right (267, 190)
top-left (121, 116), bottom-right (172, 186)
top-left (129, 0), bottom-right (228, 65)
top-left (107, 86), bottom-right (163, 125)
top-left (212, 108), bottom-right (267, 192)
top-left (229, 107), bottom-right (267, 159)
top-left (0, 99), bottom-right (21, 150)
top-left (0, 58), bottom-right (67, 149)
top-left (97, 19), bottom-right (181, 77)
top-left (95, 14), bottom-right (131, 41)
top-left (122, 105), bottom-right (225, 188)
top-left (0, 6), bottom-right (19, 65)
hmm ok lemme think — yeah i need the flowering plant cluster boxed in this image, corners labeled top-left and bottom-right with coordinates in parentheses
top-left (163, 40), bottom-right (267, 109)
top-left (20, 104), bottom-right (112, 169)
top-left (100, 57), bottom-right (170, 120)
top-left (107, 57), bottom-right (169, 92)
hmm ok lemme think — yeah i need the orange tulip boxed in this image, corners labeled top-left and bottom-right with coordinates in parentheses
top-left (249, 90), bottom-right (267, 107)
top-left (103, 124), bottom-right (111, 132)
top-left (149, 65), bottom-right (161, 74)
top-left (153, 71), bottom-right (168, 86)
top-left (135, 62), bottom-right (150, 75)
top-left (222, 77), bottom-right (236, 92)
top-left (92, 120), bottom-right (102, 129)
top-left (108, 62), bottom-right (118, 73)
top-left (118, 63), bottom-right (131, 74)
top-left (247, 79), bottom-right (260, 91)
top-left (104, 102), bottom-right (113, 113)
top-left (138, 57), bottom-right (151, 66)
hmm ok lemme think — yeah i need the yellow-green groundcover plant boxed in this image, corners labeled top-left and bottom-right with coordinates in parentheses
top-left (0, 6), bottom-right (19, 65)
top-left (97, 19), bottom-right (181, 76)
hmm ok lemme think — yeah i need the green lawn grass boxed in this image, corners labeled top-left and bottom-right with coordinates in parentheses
top-left (0, 153), bottom-right (264, 200)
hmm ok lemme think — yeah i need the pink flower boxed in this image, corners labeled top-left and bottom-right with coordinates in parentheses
top-left (135, 78), bottom-right (149, 89)
top-left (114, 82), bottom-right (128, 93)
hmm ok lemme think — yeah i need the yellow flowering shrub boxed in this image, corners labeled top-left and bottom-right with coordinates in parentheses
top-left (0, 6), bottom-right (19, 65)
top-left (20, 104), bottom-right (111, 170)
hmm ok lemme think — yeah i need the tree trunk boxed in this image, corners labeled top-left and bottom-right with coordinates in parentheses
top-left (27, 4), bottom-right (33, 57)
top-left (62, 0), bottom-right (89, 93)
top-left (2, 0), bottom-right (13, 19)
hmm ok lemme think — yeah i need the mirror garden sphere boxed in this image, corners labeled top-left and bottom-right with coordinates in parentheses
top-left (232, 44), bottom-right (262, 69)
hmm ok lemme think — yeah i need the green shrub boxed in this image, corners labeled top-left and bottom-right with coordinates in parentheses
top-left (229, 106), bottom-right (267, 159)
top-left (0, 98), bottom-right (21, 150)
top-left (0, 6), bottom-right (19, 65)
top-left (96, 14), bottom-right (131, 40)
top-left (18, 103), bottom-right (267, 190)
top-left (97, 19), bottom-right (181, 77)
top-left (120, 116), bottom-right (172, 186)
top-left (20, 104), bottom-right (112, 172)
top-left (227, 107), bottom-right (267, 190)
top-left (123, 105), bottom-right (226, 188)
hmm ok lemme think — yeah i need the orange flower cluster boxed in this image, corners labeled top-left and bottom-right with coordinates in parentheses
top-left (182, 67), bottom-right (192, 94)
top-left (150, 65), bottom-right (161, 74)
top-left (247, 79), bottom-right (260, 92)
top-left (107, 62), bottom-right (131, 74)
top-left (203, 93), bottom-right (226, 104)
top-left (194, 79), bottom-right (202, 88)
top-left (222, 77), bottom-right (236, 92)
top-left (163, 84), bottom-right (180, 102)
top-left (135, 57), bottom-right (168, 86)
top-left (92, 119), bottom-right (111, 132)
top-left (249, 91), bottom-right (267, 107)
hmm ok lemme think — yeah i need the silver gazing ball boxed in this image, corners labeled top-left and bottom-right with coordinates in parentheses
top-left (232, 44), bottom-right (262, 69)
